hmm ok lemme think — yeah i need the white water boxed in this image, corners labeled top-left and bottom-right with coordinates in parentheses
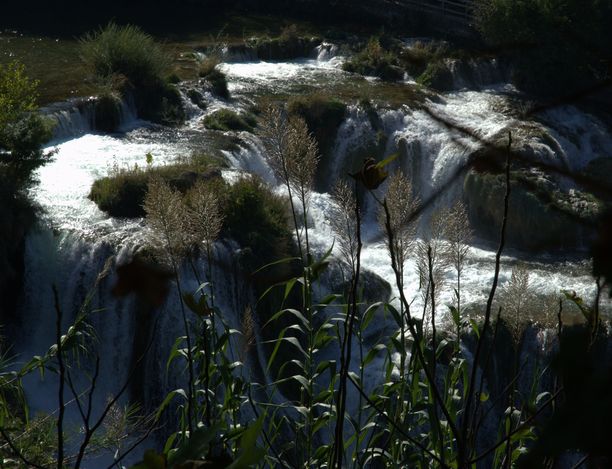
top-left (14, 51), bottom-right (611, 464)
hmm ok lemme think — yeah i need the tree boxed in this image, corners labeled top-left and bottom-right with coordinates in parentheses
top-left (0, 61), bottom-right (52, 192)
top-left (474, 0), bottom-right (612, 95)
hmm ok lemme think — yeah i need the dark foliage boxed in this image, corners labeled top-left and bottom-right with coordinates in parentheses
top-left (475, 0), bottom-right (612, 96)
top-left (223, 177), bottom-right (292, 272)
top-left (343, 37), bottom-right (404, 81)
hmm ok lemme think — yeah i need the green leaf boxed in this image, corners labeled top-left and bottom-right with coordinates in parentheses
top-left (166, 336), bottom-right (185, 373)
top-left (252, 256), bottom-right (301, 275)
top-left (386, 304), bottom-right (403, 328)
top-left (363, 344), bottom-right (386, 367)
top-left (362, 302), bottom-right (383, 330)
top-left (470, 319), bottom-right (480, 339)
top-left (155, 389), bottom-right (187, 420)
top-left (449, 305), bottom-right (460, 328)
top-left (284, 278), bottom-right (298, 301)
top-left (167, 424), bottom-right (220, 466)
top-left (227, 415), bottom-right (266, 469)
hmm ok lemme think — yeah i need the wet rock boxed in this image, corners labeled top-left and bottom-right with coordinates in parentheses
top-left (94, 93), bottom-right (122, 133)
top-left (463, 169), bottom-right (596, 252)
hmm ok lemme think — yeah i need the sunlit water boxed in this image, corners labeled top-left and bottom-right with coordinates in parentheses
top-left (30, 53), bottom-right (610, 341)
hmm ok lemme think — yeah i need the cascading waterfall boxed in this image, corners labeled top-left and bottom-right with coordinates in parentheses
top-left (12, 51), bottom-right (611, 465)
top-left (447, 58), bottom-right (511, 91)
top-left (43, 95), bottom-right (139, 142)
top-left (42, 98), bottom-right (97, 141)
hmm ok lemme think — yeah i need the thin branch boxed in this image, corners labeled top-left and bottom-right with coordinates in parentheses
top-left (104, 423), bottom-right (160, 469)
top-left (52, 285), bottom-right (65, 469)
top-left (461, 133), bottom-right (512, 463)
top-left (74, 320), bottom-right (157, 469)
top-left (247, 390), bottom-right (295, 469)
top-left (570, 454), bottom-right (590, 469)
top-left (73, 356), bottom-right (101, 469)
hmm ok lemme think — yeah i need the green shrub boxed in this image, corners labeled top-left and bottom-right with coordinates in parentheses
top-left (223, 177), bottom-right (292, 271)
top-left (287, 93), bottom-right (347, 159)
top-left (199, 57), bottom-right (230, 99)
top-left (90, 171), bottom-right (149, 218)
top-left (89, 154), bottom-right (222, 218)
top-left (80, 23), bottom-right (184, 124)
top-left (132, 80), bottom-right (185, 125)
top-left (0, 61), bottom-right (38, 132)
top-left (0, 62), bottom-right (52, 191)
top-left (399, 41), bottom-right (449, 77)
top-left (203, 109), bottom-right (256, 132)
top-left (80, 23), bottom-right (170, 88)
top-left (416, 61), bottom-right (453, 90)
top-left (342, 37), bottom-right (404, 81)
top-left (247, 25), bottom-right (321, 61)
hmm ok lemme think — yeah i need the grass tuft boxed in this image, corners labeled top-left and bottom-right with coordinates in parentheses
top-left (203, 109), bottom-right (256, 132)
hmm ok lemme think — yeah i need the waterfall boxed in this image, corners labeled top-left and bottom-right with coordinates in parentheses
top-left (43, 95), bottom-right (139, 143)
top-left (11, 54), bottom-right (610, 465)
top-left (42, 98), bottom-right (96, 142)
top-left (221, 45), bottom-right (259, 63)
top-left (315, 42), bottom-right (339, 62)
top-left (15, 225), bottom-right (260, 466)
top-left (447, 57), bottom-right (511, 90)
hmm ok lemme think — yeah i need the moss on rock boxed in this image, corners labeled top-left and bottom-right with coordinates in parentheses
top-left (94, 92), bottom-right (123, 133)
top-left (203, 109), bottom-right (256, 132)
top-left (463, 169), bottom-right (599, 251)
top-left (197, 57), bottom-right (230, 100)
top-left (89, 155), bottom-right (223, 218)
top-left (187, 89), bottom-right (206, 110)
top-left (246, 25), bottom-right (321, 61)
top-left (130, 80), bottom-right (185, 125)
top-left (342, 37), bottom-right (404, 81)
top-left (416, 61), bottom-right (454, 91)
top-left (287, 94), bottom-right (347, 156)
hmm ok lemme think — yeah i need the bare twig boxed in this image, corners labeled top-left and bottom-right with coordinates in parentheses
top-left (52, 286), bottom-right (65, 469)
top-left (461, 133), bottom-right (512, 464)
top-left (247, 390), bottom-right (295, 469)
